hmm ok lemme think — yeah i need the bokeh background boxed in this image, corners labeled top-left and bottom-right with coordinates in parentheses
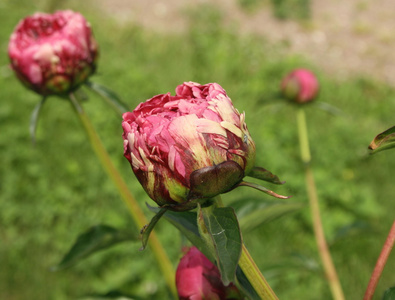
top-left (1, 0), bottom-right (395, 299)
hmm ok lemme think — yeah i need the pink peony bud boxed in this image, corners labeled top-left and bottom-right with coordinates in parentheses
top-left (8, 10), bottom-right (98, 96)
top-left (122, 82), bottom-right (256, 210)
top-left (176, 247), bottom-right (243, 300)
top-left (280, 69), bottom-right (319, 103)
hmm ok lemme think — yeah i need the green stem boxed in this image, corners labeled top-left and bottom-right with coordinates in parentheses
top-left (297, 108), bottom-right (345, 300)
top-left (239, 244), bottom-right (278, 300)
top-left (215, 197), bottom-right (278, 299)
top-left (363, 220), bottom-right (395, 300)
top-left (69, 93), bottom-right (177, 297)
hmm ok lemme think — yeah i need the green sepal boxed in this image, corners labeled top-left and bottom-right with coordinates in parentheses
top-left (369, 125), bottom-right (395, 154)
top-left (238, 181), bottom-right (291, 199)
top-left (140, 207), bottom-right (168, 251)
top-left (30, 97), bottom-right (47, 144)
top-left (189, 161), bottom-right (244, 200)
top-left (248, 166), bottom-right (285, 185)
top-left (282, 78), bottom-right (300, 102)
top-left (85, 81), bottom-right (129, 115)
top-left (52, 224), bottom-right (133, 271)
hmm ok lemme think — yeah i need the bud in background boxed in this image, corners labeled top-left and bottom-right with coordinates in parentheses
top-left (122, 81), bottom-right (256, 211)
top-left (8, 10), bottom-right (98, 96)
top-left (281, 69), bottom-right (319, 103)
top-left (176, 247), bottom-right (243, 300)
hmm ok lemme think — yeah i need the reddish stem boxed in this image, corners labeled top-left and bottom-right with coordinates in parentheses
top-left (363, 220), bottom-right (395, 300)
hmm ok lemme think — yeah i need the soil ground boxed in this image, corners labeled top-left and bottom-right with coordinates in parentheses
top-left (98, 0), bottom-right (395, 85)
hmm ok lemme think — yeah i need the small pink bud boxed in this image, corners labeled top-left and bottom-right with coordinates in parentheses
top-left (281, 69), bottom-right (319, 103)
top-left (122, 82), bottom-right (256, 210)
top-left (176, 247), bottom-right (243, 300)
top-left (8, 10), bottom-right (99, 96)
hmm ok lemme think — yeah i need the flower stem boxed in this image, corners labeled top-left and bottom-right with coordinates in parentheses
top-left (69, 93), bottom-right (177, 297)
top-left (239, 244), bottom-right (278, 300)
top-left (297, 107), bottom-right (345, 300)
top-left (215, 197), bottom-right (278, 299)
top-left (363, 220), bottom-right (395, 300)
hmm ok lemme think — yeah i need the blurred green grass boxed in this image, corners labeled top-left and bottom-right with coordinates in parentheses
top-left (1, 0), bottom-right (395, 299)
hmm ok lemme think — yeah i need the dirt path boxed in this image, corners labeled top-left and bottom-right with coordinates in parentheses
top-left (98, 0), bottom-right (395, 85)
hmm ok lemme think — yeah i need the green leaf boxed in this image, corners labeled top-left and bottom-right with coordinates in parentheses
top-left (248, 166), bottom-right (285, 185)
top-left (140, 207), bottom-right (167, 251)
top-left (232, 198), bottom-right (303, 233)
top-left (52, 225), bottom-right (133, 271)
top-left (382, 286), bottom-right (395, 300)
top-left (198, 206), bottom-right (242, 285)
top-left (147, 204), bottom-right (213, 261)
top-left (369, 125), bottom-right (395, 154)
top-left (85, 81), bottom-right (129, 115)
top-left (150, 205), bottom-right (242, 285)
top-left (197, 205), bottom-right (218, 262)
top-left (30, 97), bottom-right (47, 144)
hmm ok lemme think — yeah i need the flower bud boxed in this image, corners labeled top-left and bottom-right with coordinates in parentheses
top-left (176, 247), bottom-right (243, 300)
top-left (281, 69), bottom-right (319, 103)
top-left (8, 10), bottom-right (98, 96)
top-left (122, 82), bottom-right (256, 210)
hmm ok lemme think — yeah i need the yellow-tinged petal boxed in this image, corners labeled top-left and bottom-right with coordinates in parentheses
top-left (138, 147), bottom-right (154, 172)
top-left (130, 151), bottom-right (144, 169)
top-left (168, 145), bottom-right (176, 172)
top-left (169, 115), bottom-right (211, 169)
top-left (210, 94), bottom-right (239, 125)
top-left (220, 121), bottom-right (243, 138)
top-left (196, 119), bottom-right (227, 137)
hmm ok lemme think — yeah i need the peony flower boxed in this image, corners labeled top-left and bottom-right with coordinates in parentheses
top-left (8, 10), bottom-right (98, 96)
top-left (280, 69), bottom-right (319, 103)
top-left (176, 247), bottom-right (243, 300)
top-left (122, 82), bottom-right (256, 211)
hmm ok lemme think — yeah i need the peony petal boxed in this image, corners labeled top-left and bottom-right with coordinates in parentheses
top-left (220, 121), bottom-right (243, 138)
top-left (210, 94), bottom-right (239, 125)
top-left (168, 115), bottom-right (212, 170)
top-left (173, 150), bottom-right (186, 178)
top-left (138, 147), bottom-right (154, 172)
top-left (196, 119), bottom-right (227, 137)
top-left (130, 151), bottom-right (144, 169)
top-left (168, 145), bottom-right (176, 172)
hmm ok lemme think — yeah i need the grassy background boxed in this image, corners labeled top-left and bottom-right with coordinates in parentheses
top-left (1, 0), bottom-right (395, 299)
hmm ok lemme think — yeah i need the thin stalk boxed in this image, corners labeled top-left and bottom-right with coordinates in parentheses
top-left (239, 244), bottom-right (278, 300)
top-left (297, 107), bottom-right (345, 300)
top-left (69, 93), bottom-right (177, 297)
top-left (363, 220), bottom-right (395, 300)
top-left (215, 197), bottom-right (278, 299)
